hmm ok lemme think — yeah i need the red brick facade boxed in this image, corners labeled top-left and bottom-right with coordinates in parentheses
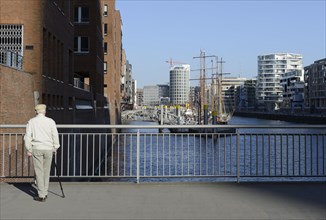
top-left (0, 0), bottom-right (122, 125)
top-left (101, 0), bottom-right (123, 125)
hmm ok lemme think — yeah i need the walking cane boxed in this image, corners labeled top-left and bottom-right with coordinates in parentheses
top-left (52, 156), bottom-right (65, 198)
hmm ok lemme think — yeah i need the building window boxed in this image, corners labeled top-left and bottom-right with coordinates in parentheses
top-left (74, 6), bottom-right (89, 23)
top-left (74, 36), bottom-right (89, 53)
top-left (0, 24), bottom-right (24, 69)
top-left (104, 62), bottom-right (107, 73)
top-left (0, 24), bottom-right (23, 53)
top-left (104, 24), bottom-right (108, 35)
top-left (104, 42), bottom-right (107, 54)
top-left (103, 4), bottom-right (108, 16)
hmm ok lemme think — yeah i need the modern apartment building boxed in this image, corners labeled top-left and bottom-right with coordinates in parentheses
top-left (256, 53), bottom-right (303, 111)
top-left (304, 58), bottom-right (326, 113)
top-left (100, 0), bottom-right (123, 124)
top-left (169, 64), bottom-right (190, 106)
top-left (220, 77), bottom-right (246, 112)
top-left (238, 79), bottom-right (257, 111)
top-left (280, 70), bottom-right (304, 110)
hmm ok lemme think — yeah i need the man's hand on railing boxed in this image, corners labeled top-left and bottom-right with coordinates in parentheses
top-left (27, 152), bottom-right (32, 157)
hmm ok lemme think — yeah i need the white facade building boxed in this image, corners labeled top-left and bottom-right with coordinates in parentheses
top-left (169, 64), bottom-right (190, 105)
top-left (256, 53), bottom-right (303, 110)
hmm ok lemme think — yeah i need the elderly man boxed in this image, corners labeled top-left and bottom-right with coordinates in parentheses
top-left (24, 104), bottom-right (60, 202)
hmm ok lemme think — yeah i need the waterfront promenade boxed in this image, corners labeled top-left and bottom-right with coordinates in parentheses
top-left (1, 181), bottom-right (325, 220)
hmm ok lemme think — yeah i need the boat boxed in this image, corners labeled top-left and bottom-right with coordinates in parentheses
top-left (206, 55), bottom-right (234, 125)
top-left (167, 52), bottom-right (234, 133)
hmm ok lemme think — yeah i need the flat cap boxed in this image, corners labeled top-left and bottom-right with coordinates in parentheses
top-left (35, 104), bottom-right (46, 113)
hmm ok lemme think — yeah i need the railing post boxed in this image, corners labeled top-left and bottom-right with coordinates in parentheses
top-left (236, 129), bottom-right (240, 183)
top-left (136, 129), bottom-right (140, 184)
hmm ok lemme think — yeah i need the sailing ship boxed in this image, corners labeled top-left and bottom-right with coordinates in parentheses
top-left (168, 51), bottom-right (234, 133)
top-left (211, 59), bottom-right (234, 125)
top-left (194, 51), bottom-right (233, 125)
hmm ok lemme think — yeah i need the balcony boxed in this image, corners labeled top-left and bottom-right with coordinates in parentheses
top-left (73, 78), bottom-right (91, 92)
top-left (0, 50), bottom-right (23, 70)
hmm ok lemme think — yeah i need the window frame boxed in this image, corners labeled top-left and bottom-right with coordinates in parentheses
top-left (103, 4), bottom-right (108, 16)
top-left (74, 6), bottom-right (90, 24)
top-left (74, 36), bottom-right (89, 53)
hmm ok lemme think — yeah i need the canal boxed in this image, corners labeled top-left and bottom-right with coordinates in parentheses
top-left (107, 116), bottom-right (325, 182)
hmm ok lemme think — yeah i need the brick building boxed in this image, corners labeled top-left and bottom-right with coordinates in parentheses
top-left (101, 0), bottom-right (123, 125)
top-left (0, 0), bottom-right (124, 125)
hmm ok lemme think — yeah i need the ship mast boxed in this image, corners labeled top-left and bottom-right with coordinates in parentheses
top-left (193, 51), bottom-right (216, 122)
top-left (210, 59), bottom-right (215, 113)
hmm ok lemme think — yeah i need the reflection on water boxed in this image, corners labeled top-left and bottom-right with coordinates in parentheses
top-left (109, 117), bottom-right (325, 182)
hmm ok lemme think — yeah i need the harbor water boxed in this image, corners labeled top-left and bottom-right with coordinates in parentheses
top-left (112, 116), bottom-right (325, 182)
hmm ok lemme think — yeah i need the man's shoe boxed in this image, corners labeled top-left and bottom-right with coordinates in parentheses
top-left (33, 196), bottom-right (46, 202)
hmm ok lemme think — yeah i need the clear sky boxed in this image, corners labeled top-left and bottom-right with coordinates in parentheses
top-left (116, 0), bottom-right (326, 88)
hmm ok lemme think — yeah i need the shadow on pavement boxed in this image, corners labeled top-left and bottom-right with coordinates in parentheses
top-left (235, 182), bottom-right (326, 209)
top-left (8, 182), bottom-right (64, 198)
top-left (9, 183), bottom-right (37, 198)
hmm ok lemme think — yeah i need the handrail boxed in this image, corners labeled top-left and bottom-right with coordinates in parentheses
top-left (1, 124), bottom-right (325, 129)
top-left (1, 124), bottom-right (325, 182)
top-left (0, 50), bottom-right (23, 70)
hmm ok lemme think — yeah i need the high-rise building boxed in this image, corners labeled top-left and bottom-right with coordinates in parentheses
top-left (256, 53), bottom-right (303, 111)
top-left (169, 64), bottom-right (190, 106)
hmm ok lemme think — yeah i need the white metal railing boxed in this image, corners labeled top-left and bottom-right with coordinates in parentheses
top-left (0, 124), bottom-right (325, 183)
top-left (0, 50), bottom-right (23, 70)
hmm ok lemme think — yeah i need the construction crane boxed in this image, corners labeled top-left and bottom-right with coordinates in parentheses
top-left (165, 58), bottom-right (186, 67)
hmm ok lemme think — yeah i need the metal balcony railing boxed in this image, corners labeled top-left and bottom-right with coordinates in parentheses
top-left (0, 124), bottom-right (325, 183)
top-left (73, 78), bottom-right (91, 92)
top-left (0, 50), bottom-right (23, 70)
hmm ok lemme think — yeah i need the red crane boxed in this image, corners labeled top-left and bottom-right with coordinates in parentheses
top-left (165, 58), bottom-right (186, 67)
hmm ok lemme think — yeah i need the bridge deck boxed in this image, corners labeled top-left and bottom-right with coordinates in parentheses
top-left (1, 182), bottom-right (325, 219)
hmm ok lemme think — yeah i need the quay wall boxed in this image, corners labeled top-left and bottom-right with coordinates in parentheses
top-left (234, 111), bottom-right (326, 124)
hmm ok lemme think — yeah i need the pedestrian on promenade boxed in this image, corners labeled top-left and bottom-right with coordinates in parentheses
top-left (24, 104), bottom-right (60, 202)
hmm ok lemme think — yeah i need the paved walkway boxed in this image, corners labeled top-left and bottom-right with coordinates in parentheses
top-left (1, 181), bottom-right (325, 220)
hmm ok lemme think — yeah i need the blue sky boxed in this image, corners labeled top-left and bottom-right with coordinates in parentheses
top-left (116, 0), bottom-right (326, 88)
